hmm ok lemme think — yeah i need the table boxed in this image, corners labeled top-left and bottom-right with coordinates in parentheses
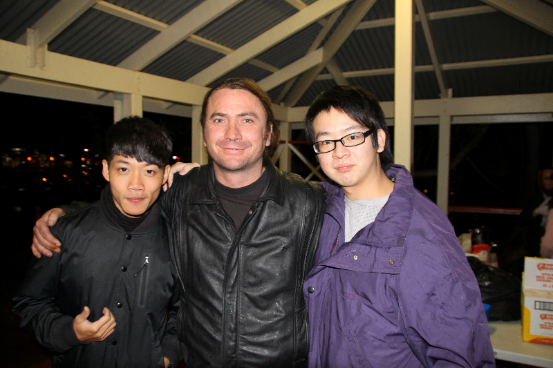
top-left (489, 321), bottom-right (553, 367)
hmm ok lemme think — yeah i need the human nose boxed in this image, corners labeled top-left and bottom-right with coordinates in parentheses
top-left (225, 120), bottom-right (241, 141)
top-left (128, 171), bottom-right (144, 191)
top-left (332, 139), bottom-right (350, 159)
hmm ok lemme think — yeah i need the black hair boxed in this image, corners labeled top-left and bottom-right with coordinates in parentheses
top-left (104, 116), bottom-right (172, 168)
top-left (200, 78), bottom-right (279, 158)
top-left (304, 85), bottom-right (393, 171)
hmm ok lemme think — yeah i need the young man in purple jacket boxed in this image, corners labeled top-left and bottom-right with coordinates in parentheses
top-left (302, 85), bottom-right (495, 367)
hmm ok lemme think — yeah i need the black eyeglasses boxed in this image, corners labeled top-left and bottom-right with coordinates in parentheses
top-left (313, 130), bottom-right (372, 153)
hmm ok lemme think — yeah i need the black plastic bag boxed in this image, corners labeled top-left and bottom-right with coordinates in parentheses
top-left (467, 256), bottom-right (521, 321)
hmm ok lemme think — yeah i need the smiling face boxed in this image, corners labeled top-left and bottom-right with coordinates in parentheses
top-left (313, 107), bottom-right (390, 200)
top-left (102, 155), bottom-right (170, 218)
top-left (203, 88), bottom-right (272, 186)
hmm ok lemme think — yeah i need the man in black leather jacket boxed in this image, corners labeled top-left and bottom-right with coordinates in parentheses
top-left (31, 78), bottom-right (326, 367)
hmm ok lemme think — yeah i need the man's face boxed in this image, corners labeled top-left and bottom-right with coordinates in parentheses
top-left (102, 155), bottom-right (170, 218)
top-left (313, 107), bottom-right (385, 197)
top-left (203, 88), bottom-right (272, 175)
top-left (543, 169), bottom-right (553, 191)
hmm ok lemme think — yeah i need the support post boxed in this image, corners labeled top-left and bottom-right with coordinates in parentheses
top-left (113, 92), bottom-right (143, 122)
top-left (437, 114), bottom-right (451, 214)
top-left (191, 105), bottom-right (208, 165)
top-left (279, 120), bottom-right (292, 173)
top-left (393, 0), bottom-right (415, 171)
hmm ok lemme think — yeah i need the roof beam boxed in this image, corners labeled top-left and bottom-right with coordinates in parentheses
top-left (275, 5), bottom-right (344, 102)
top-left (286, 93), bottom-right (553, 122)
top-left (415, 0), bottom-right (447, 97)
top-left (285, 0), bottom-right (376, 106)
top-left (16, 0), bottom-right (98, 46)
top-left (479, 0), bottom-right (553, 37)
top-left (93, 1), bottom-right (167, 31)
top-left (0, 39), bottom-right (208, 105)
top-left (93, 1), bottom-right (278, 73)
top-left (326, 59), bottom-right (349, 86)
top-left (117, 0), bottom-right (243, 71)
top-left (316, 54), bottom-right (553, 79)
top-left (257, 48), bottom-right (323, 91)
top-left (356, 5), bottom-right (496, 30)
top-left (186, 0), bottom-right (352, 86)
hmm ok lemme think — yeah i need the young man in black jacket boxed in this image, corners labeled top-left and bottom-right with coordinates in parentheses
top-left (13, 117), bottom-right (181, 368)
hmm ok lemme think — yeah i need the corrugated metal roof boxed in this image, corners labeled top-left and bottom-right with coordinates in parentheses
top-left (1, 0), bottom-right (552, 107)
top-left (49, 9), bottom-right (158, 66)
top-left (0, 0), bottom-right (57, 42)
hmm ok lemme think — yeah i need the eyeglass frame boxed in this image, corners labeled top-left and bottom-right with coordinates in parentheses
top-left (312, 129), bottom-right (373, 154)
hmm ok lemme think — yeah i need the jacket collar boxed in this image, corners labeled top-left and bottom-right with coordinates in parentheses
top-left (190, 157), bottom-right (285, 206)
top-left (324, 164), bottom-right (415, 248)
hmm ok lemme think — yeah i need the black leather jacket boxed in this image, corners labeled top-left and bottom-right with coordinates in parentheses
top-left (13, 188), bottom-right (180, 367)
top-left (161, 160), bottom-right (326, 367)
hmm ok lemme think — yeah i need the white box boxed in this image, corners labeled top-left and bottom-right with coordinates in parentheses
top-left (522, 257), bottom-right (553, 345)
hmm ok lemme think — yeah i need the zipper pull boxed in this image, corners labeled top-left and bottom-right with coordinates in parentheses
top-left (134, 256), bottom-right (149, 277)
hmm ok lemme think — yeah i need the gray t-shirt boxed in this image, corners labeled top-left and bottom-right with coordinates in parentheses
top-left (344, 194), bottom-right (390, 242)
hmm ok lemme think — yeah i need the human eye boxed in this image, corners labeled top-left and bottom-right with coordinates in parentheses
top-left (145, 169), bottom-right (156, 176)
top-left (319, 140), bottom-right (333, 147)
top-left (117, 167), bottom-right (129, 173)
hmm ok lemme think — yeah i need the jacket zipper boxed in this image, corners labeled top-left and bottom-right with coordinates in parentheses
top-left (134, 255), bottom-right (149, 306)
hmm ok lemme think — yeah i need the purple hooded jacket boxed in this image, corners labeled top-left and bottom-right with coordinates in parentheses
top-left (303, 165), bottom-right (495, 367)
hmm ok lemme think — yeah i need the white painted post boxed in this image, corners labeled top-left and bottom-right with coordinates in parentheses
top-left (279, 120), bottom-right (291, 173)
top-left (191, 105), bottom-right (208, 165)
top-left (394, 0), bottom-right (415, 171)
top-left (113, 92), bottom-right (142, 122)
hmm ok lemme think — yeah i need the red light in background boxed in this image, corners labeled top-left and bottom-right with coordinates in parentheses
top-left (81, 157), bottom-right (85, 161)
top-left (49, 156), bottom-right (54, 161)
top-left (27, 157), bottom-right (32, 161)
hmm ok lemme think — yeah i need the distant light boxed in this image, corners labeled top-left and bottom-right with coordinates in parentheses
top-left (60, 154), bottom-right (65, 157)
top-left (176, 157), bottom-right (180, 161)
top-left (63, 174), bottom-right (68, 178)
top-left (84, 148), bottom-right (89, 152)
top-left (81, 157), bottom-right (85, 161)
top-left (450, 192), bottom-right (454, 195)
top-left (172, 156), bottom-right (177, 160)
top-left (423, 189), bottom-right (428, 193)
top-left (27, 157), bottom-right (32, 161)
top-left (49, 156), bottom-right (54, 161)
top-left (42, 178), bottom-right (47, 182)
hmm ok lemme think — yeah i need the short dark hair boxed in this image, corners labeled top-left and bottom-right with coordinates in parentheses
top-left (304, 85), bottom-right (393, 171)
top-left (200, 78), bottom-right (280, 158)
top-left (104, 116), bottom-right (172, 168)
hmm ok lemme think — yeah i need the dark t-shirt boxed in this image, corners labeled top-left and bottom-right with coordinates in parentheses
top-left (214, 169), bottom-right (269, 229)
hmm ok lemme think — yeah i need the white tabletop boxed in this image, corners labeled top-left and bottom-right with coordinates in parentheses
top-left (489, 321), bottom-right (553, 367)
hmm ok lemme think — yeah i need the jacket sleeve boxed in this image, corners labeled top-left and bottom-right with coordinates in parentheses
top-left (302, 182), bottom-right (327, 276)
top-left (161, 262), bottom-right (182, 364)
top-left (397, 209), bottom-right (495, 368)
top-left (12, 227), bottom-right (83, 353)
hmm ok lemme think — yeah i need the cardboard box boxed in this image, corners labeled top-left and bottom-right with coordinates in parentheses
top-left (522, 257), bottom-right (553, 345)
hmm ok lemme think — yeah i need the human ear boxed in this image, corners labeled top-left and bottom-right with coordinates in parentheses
top-left (102, 160), bottom-right (110, 182)
top-left (376, 129), bottom-right (386, 153)
top-left (265, 124), bottom-right (273, 147)
top-left (162, 165), bottom-right (171, 185)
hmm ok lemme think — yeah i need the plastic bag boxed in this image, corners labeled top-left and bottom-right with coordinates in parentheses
top-left (467, 256), bottom-right (521, 321)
